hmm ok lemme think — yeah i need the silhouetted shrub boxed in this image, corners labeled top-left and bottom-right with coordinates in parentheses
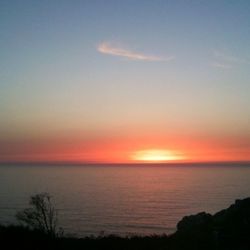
top-left (16, 193), bottom-right (61, 237)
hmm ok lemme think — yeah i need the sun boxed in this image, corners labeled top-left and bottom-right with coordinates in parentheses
top-left (131, 149), bottom-right (183, 162)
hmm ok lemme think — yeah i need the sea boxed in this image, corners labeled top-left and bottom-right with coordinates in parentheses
top-left (0, 163), bottom-right (250, 237)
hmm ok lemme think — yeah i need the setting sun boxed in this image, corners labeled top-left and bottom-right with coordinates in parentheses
top-left (131, 149), bottom-right (184, 162)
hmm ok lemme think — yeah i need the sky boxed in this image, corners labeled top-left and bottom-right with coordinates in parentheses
top-left (0, 0), bottom-right (250, 163)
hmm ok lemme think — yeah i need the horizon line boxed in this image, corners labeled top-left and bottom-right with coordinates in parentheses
top-left (0, 160), bottom-right (250, 167)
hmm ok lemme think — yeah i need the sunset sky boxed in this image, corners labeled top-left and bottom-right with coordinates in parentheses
top-left (0, 0), bottom-right (250, 163)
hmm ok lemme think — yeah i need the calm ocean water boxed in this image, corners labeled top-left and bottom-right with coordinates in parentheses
top-left (0, 163), bottom-right (250, 236)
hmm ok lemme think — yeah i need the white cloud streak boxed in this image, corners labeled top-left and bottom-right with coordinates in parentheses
top-left (97, 42), bottom-right (174, 62)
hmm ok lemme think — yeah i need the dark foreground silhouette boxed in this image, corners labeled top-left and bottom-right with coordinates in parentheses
top-left (1, 197), bottom-right (250, 250)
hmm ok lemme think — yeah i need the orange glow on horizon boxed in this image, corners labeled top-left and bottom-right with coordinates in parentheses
top-left (131, 149), bottom-right (185, 162)
top-left (1, 132), bottom-right (250, 163)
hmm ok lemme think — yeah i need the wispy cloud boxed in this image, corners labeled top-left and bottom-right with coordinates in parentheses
top-left (211, 62), bottom-right (232, 69)
top-left (212, 50), bottom-right (249, 69)
top-left (97, 42), bottom-right (174, 62)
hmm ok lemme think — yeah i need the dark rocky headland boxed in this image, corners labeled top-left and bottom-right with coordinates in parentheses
top-left (1, 197), bottom-right (250, 250)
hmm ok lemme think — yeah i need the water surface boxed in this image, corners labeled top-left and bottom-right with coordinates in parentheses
top-left (0, 163), bottom-right (250, 236)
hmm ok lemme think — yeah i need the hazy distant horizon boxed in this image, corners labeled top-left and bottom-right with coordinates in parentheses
top-left (1, 160), bottom-right (250, 167)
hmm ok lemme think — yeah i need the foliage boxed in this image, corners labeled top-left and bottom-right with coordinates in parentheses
top-left (16, 193), bottom-right (61, 237)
